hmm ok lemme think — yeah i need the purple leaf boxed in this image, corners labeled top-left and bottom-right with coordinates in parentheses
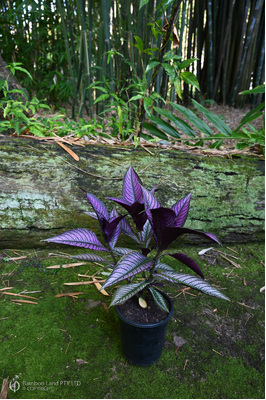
top-left (86, 193), bottom-right (109, 220)
top-left (142, 185), bottom-right (161, 210)
top-left (121, 218), bottom-right (140, 243)
top-left (154, 271), bottom-right (230, 301)
top-left (169, 253), bottom-right (204, 278)
top-left (150, 207), bottom-right (176, 249)
top-left (141, 248), bottom-right (151, 256)
top-left (101, 251), bottom-right (153, 289)
top-left (45, 229), bottom-right (109, 251)
top-left (108, 197), bottom-right (147, 231)
top-left (172, 193), bottom-right (191, 227)
top-left (71, 254), bottom-right (110, 263)
top-left (109, 217), bottom-right (123, 250)
top-left (122, 166), bottom-right (143, 203)
top-left (101, 215), bottom-right (124, 243)
top-left (160, 226), bottom-right (221, 250)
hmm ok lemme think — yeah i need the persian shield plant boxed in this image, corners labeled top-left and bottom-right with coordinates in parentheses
top-left (45, 166), bottom-right (229, 312)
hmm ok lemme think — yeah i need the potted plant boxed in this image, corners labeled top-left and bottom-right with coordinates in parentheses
top-left (45, 166), bottom-right (229, 366)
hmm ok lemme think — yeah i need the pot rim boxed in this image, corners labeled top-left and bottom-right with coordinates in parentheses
top-left (115, 290), bottom-right (174, 329)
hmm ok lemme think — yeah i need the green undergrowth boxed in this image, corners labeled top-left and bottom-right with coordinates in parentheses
top-left (0, 243), bottom-right (264, 399)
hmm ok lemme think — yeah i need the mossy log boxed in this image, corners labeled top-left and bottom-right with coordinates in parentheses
top-left (0, 137), bottom-right (264, 248)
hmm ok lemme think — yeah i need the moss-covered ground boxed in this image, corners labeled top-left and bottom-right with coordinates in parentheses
top-left (0, 243), bottom-right (264, 399)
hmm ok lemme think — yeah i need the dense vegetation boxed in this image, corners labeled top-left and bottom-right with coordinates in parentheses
top-left (0, 0), bottom-right (265, 151)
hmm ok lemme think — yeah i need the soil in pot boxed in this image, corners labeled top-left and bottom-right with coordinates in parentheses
top-left (115, 290), bottom-right (173, 366)
top-left (116, 290), bottom-right (169, 324)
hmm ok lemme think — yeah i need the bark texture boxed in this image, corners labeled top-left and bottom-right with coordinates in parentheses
top-left (0, 137), bottom-right (264, 248)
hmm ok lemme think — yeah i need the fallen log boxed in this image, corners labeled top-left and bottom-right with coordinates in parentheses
top-left (0, 137), bottom-right (264, 248)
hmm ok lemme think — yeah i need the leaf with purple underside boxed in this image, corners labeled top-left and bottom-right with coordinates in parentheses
top-left (86, 193), bottom-right (109, 220)
top-left (108, 197), bottom-right (147, 231)
top-left (122, 166), bottom-right (143, 203)
top-left (102, 215), bottom-right (124, 244)
top-left (169, 253), bottom-right (204, 278)
top-left (149, 207), bottom-right (176, 249)
top-left (154, 271), bottom-right (230, 301)
top-left (45, 229), bottom-right (109, 251)
top-left (172, 193), bottom-right (191, 227)
top-left (101, 251), bottom-right (153, 289)
top-left (109, 281), bottom-right (150, 306)
top-left (109, 223), bottom-right (122, 250)
top-left (160, 226), bottom-right (221, 250)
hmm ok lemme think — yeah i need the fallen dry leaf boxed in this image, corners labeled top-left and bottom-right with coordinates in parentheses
top-left (11, 299), bottom-right (38, 304)
top-left (64, 280), bottom-right (105, 286)
top-left (56, 140), bottom-right (79, 161)
top-left (46, 262), bottom-right (87, 269)
top-left (0, 378), bottom-right (9, 399)
top-left (55, 292), bottom-right (85, 298)
top-left (92, 278), bottom-right (109, 296)
top-left (101, 302), bottom-right (109, 313)
top-left (2, 292), bottom-right (38, 300)
top-left (76, 359), bottom-right (88, 364)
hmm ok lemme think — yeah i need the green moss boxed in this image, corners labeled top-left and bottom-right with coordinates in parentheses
top-left (0, 243), bottom-right (264, 399)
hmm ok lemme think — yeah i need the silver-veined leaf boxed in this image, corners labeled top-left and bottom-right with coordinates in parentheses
top-left (45, 229), bottom-right (108, 251)
top-left (149, 287), bottom-right (169, 312)
top-left (171, 193), bottom-right (191, 227)
top-left (110, 281), bottom-right (150, 306)
top-left (86, 193), bottom-right (109, 220)
top-left (155, 262), bottom-right (176, 272)
top-left (113, 247), bottom-right (133, 256)
top-left (101, 251), bottom-right (153, 289)
top-left (122, 165), bottom-right (143, 204)
top-left (71, 253), bottom-right (110, 263)
top-left (155, 271), bottom-right (230, 301)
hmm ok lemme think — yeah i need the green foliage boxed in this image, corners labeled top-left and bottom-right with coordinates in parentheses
top-left (0, 64), bottom-right (49, 136)
top-left (0, 244), bottom-right (264, 398)
top-left (0, 0), bottom-right (263, 110)
top-left (144, 84), bottom-right (265, 153)
top-left (0, 63), bottom-right (108, 140)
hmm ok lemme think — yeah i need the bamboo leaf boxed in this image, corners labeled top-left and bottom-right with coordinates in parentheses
top-left (142, 122), bottom-right (168, 140)
top-left (148, 115), bottom-right (180, 138)
top-left (139, 0), bottom-right (150, 9)
top-left (191, 99), bottom-right (232, 136)
top-left (170, 102), bottom-right (213, 137)
top-left (154, 107), bottom-right (196, 137)
top-left (180, 71), bottom-right (200, 91)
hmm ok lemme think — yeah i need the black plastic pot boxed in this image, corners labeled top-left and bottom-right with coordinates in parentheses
top-left (115, 292), bottom-right (174, 366)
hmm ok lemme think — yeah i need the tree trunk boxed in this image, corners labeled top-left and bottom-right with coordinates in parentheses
top-left (0, 137), bottom-right (264, 248)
